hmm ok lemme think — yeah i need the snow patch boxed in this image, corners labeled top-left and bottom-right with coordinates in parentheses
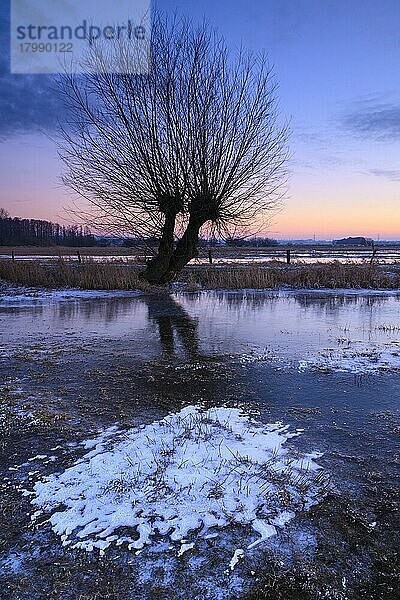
top-left (28, 406), bottom-right (326, 565)
top-left (239, 349), bottom-right (291, 371)
top-left (299, 344), bottom-right (400, 374)
top-left (229, 549), bottom-right (244, 571)
top-left (0, 285), bottom-right (140, 307)
top-left (178, 542), bottom-right (195, 557)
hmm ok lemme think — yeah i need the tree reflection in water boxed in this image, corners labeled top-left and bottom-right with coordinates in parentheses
top-left (145, 295), bottom-right (199, 360)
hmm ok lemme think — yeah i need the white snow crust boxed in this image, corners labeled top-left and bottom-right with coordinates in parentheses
top-left (28, 406), bottom-right (325, 564)
top-left (299, 344), bottom-right (400, 374)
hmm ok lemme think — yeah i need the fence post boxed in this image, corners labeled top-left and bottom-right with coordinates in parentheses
top-left (77, 250), bottom-right (82, 264)
top-left (11, 250), bottom-right (15, 261)
top-left (286, 248), bottom-right (291, 264)
top-left (208, 248), bottom-right (213, 264)
top-left (369, 242), bottom-right (377, 265)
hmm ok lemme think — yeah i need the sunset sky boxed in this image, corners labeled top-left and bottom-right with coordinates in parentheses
top-left (1, 0), bottom-right (400, 240)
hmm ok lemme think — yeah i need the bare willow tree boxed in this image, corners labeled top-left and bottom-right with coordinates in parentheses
top-left (57, 15), bottom-right (288, 283)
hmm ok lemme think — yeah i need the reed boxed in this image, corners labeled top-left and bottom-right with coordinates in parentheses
top-left (187, 263), bottom-right (400, 290)
top-left (0, 258), bottom-right (149, 291)
top-left (0, 259), bottom-right (399, 290)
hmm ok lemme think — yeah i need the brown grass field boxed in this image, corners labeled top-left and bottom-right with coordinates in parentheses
top-left (0, 257), bottom-right (399, 291)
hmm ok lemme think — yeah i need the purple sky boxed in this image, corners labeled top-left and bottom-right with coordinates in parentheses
top-left (1, 0), bottom-right (400, 239)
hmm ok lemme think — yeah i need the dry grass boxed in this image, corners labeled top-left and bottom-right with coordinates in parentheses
top-left (186, 263), bottom-right (400, 290)
top-left (0, 259), bottom-right (150, 291)
top-left (0, 259), bottom-right (399, 291)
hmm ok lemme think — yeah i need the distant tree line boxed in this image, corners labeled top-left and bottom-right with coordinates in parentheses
top-left (0, 209), bottom-right (97, 247)
top-left (0, 208), bottom-right (280, 249)
top-left (225, 237), bottom-right (279, 247)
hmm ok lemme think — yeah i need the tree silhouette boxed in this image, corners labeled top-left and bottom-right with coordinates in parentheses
top-left (57, 15), bottom-right (288, 283)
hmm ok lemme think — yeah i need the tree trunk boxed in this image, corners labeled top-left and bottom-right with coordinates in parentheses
top-left (141, 211), bottom-right (176, 284)
top-left (141, 214), bottom-right (204, 284)
top-left (160, 215), bottom-right (204, 283)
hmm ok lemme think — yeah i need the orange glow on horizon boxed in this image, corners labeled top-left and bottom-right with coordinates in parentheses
top-left (3, 195), bottom-right (400, 241)
top-left (269, 201), bottom-right (400, 240)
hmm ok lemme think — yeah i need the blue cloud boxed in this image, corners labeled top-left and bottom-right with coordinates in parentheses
top-left (369, 168), bottom-right (400, 181)
top-left (0, 73), bottom-right (63, 139)
top-left (342, 103), bottom-right (400, 141)
top-left (0, 1), bottom-right (63, 138)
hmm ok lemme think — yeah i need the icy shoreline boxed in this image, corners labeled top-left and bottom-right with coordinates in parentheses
top-left (1, 282), bottom-right (400, 306)
top-left (0, 284), bottom-right (140, 305)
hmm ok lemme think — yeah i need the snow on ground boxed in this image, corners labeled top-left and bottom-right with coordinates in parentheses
top-left (0, 284), bottom-right (139, 306)
top-left (0, 382), bottom-right (43, 429)
top-left (299, 343), bottom-right (400, 374)
top-left (2, 285), bottom-right (400, 306)
top-left (284, 288), bottom-right (400, 297)
top-left (0, 550), bottom-right (27, 575)
top-left (237, 342), bottom-right (400, 375)
top-left (25, 406), bottom-right (326, 567)
top-left (0, 346), bottom-right (54, 361)
top-left (200, 288), bottom-right (400, 298)
top-left (239, 350), bottom-right (291, 370)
